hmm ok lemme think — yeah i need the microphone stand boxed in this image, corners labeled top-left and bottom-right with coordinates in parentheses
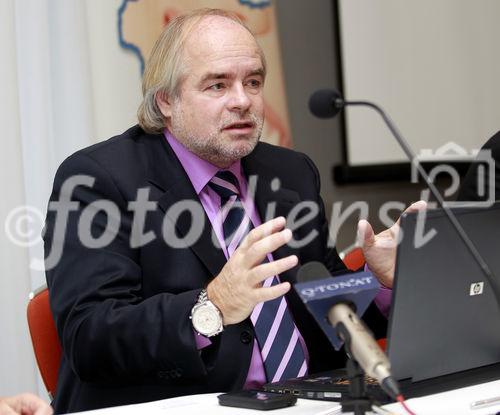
top-left (334, 97), bottom-right (500, 309)
top-left (342, 355), bottom-right (374, 415)
top-left (335, 322), bottom-right (376, 415)
top-left (334, 320), bottom-right (385, 414)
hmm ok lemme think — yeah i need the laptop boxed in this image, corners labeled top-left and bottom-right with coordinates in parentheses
top-left (264, 202), bottom-right (500, 401)
top-left (387, 201), bottom-right (500, 382)
top-left (262, 368), bottom-right (389, 402)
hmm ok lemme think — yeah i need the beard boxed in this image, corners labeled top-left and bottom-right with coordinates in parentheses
top-left (168, 107), bottom-right (264, 168)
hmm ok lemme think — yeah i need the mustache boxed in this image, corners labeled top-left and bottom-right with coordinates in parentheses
top-left (220, 113), bottom-right (263, 130)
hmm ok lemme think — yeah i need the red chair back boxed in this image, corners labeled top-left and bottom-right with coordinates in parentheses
top-left (27, 285), bottom-right (62, 399)
top-left (342, 247), bottom-right (365, 271)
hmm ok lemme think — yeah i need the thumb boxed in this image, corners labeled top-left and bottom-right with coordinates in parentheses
top-left (357, 219), bottom-right (375, 248)
top-left (394, 199), bottom-right (428, 228)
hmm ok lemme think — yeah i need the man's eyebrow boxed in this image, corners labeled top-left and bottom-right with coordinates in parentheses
top-left (200, 73), bottom-right (230, 83)
top-left (199, 68), bottom-right (266, 84)
top-left (247, 68), bottom-right (266, 78)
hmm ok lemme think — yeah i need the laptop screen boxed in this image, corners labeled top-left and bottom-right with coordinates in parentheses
top-left (387, 202), bottom-right (500, 382)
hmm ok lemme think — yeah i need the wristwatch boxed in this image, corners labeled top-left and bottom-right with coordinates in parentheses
top-left (190, 289), bottom-right (224, 337)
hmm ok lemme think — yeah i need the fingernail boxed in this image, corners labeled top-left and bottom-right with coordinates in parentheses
top-left (356, 225), bottom-right (364, 245)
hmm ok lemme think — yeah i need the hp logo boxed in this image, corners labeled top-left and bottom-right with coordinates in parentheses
top-left (469, 282), bottom-right (484, 296)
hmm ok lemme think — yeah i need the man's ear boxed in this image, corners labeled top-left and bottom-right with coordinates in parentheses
top-left (156, 90), bottom-right (172, 118)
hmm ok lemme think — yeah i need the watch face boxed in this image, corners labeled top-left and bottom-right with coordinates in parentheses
top-left (192, 304), bottom-right (221, 335)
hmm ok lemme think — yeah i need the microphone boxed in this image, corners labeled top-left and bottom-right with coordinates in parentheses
top-left (295, 261), bottom-right (379, 350)
top-left (295, 261), bottom-right (401, 399)
top-left (308, 88), bottom-right (500, 311)
top-left (308, 89), bottom-right (344, 119)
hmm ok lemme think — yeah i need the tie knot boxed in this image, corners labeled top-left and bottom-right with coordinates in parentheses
top-left (208, 171), bottom-right (240, 199)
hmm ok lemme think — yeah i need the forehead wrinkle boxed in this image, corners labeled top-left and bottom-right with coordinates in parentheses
top-left (187, 47), bottom-right (262, 67)
top-left (184, 46), bottom-right (264, 87)
top-left (187, 38), bottom-right (261, 63)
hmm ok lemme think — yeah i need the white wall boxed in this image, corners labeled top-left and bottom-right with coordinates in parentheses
top-left (339, 0), bottom-right (500, 166)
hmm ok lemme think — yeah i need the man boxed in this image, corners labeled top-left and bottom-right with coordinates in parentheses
top-left (457, 131), bottom-right (500, 202)
top-left (44, 8), bottom-right (421, 413)
top-left (0, 393), bottom-right (52, 415)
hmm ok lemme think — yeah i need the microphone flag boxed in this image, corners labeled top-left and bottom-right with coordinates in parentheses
top-left (294, 270), bottom-right (380, 350)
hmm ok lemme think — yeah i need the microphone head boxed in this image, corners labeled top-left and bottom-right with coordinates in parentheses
top-left (293, 262), bottom-right (381, 350)
top-left (296, 261), bottom-right (331, 283)
top-left (308, 89), bottom-right (344, 119)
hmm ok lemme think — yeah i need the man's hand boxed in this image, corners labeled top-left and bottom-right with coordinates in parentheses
top-left (207, 217), bottom-right (298, 325)
top-left (358, 201), bottom-right (427, 288)
top-left (0, 393), bottom-right (53, 415)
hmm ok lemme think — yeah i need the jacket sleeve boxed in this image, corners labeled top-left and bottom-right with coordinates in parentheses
top-left (43, 152), bottom-right (211, 383)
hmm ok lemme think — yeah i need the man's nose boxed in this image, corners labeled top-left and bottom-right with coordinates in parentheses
top-left (227, 84), bottom-right (251, 112)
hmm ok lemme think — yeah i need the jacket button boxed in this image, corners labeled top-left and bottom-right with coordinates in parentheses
top-left (157, 370), bottom-right (169, 379)
top-left (240, 330), bottom-right (253, 344)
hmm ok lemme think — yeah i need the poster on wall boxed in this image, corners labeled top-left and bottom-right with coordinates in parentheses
top-left (117, 0), bottom-right (292, 147)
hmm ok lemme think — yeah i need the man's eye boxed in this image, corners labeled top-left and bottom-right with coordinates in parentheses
top-left (247, 79), bottom-right (262, 88)
top-left (209, 83), bottom-right (225, 91)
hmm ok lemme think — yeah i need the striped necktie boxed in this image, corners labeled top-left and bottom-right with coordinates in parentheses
top-left (208, 171), bottom-right (308, 382)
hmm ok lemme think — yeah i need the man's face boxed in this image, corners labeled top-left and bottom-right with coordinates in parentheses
top-left (159, 17), bottom-right (265, 168)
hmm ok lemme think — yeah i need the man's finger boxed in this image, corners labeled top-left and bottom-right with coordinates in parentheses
top-left (34, 403), bottom-right (53, 415)
top-left (249, 255), bottom-right (298, 286)
top-left (403, 200), bottom-right (427, 214)
top-left (393, 200), bottom-right (428, 228)
top-left (0, 401), bottom-right (18, 415)
top-left (4, 394), bottom-right (53, 415)
top-left (243, 228), bottom-right (292, 267)
top-left (240, 217), bottom-right (286, 249)
top-left (33, 402), bottom-right (54, 415)
top-left (357, 219), bottom-right (375, 248)
top-left (255, 281), bottom-right (291, 304)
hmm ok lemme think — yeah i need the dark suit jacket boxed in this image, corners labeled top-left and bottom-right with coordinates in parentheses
top-left (457, 131), bottom-right (500, 202)
top-left (44, 125), bottom-right (386, 413)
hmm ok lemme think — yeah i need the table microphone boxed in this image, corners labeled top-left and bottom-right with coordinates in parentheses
top-left (295, 262), bottom-right (401, 400)
top-left (308, 89), bottom-right (500, 310)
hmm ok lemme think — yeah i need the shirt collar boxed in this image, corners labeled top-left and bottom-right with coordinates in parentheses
top-left (164, 129), bottom-right (245, 194)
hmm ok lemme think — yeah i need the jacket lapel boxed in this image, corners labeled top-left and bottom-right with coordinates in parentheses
top-left (143, 134), bottom-right (227, 278)
top-left (143, 136), bottom-right (301, 282)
